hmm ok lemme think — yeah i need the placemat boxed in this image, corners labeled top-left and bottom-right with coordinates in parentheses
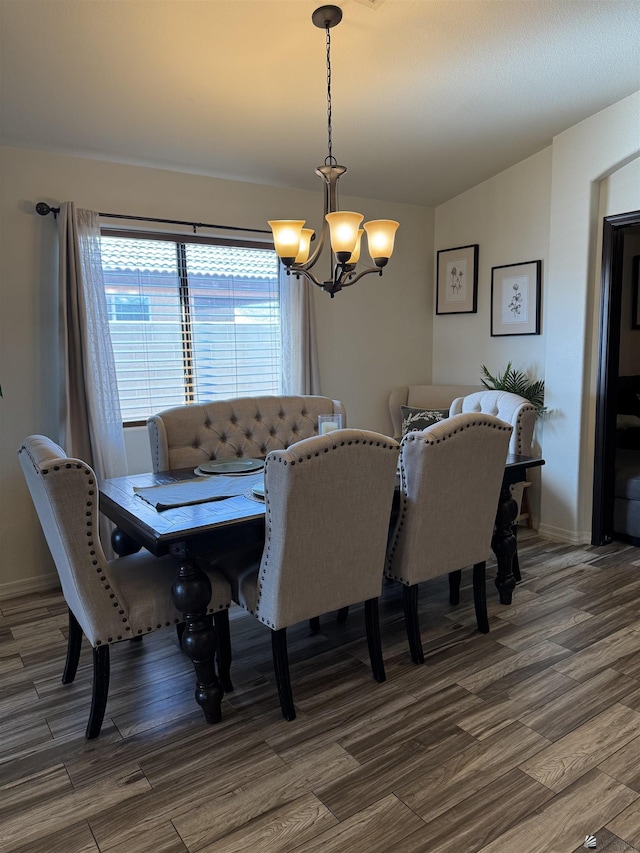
top-left (134, 472), bottom-right (264, 511)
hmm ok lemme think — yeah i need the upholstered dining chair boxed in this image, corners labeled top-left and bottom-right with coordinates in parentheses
top-left (18, 435), bottom-right (233, 739)
top-left (449, 390), bottom-right (536, 456)
top-left (450, 388), bottom-right (537, 572)
top-left (386, 413), bottom-right (512, 664)
top-left (214, 429), bottom-right (400, 721)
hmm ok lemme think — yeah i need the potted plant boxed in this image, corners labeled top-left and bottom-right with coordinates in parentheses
top-left (480, 362), bottom-right (546, 415)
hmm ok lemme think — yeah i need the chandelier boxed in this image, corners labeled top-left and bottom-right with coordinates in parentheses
top-left (268, 4), bottom-right (399, 298)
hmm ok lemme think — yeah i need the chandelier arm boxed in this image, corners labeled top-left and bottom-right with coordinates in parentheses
top-left (290, 267), bottom-right (325, 289)
top-left (336, 266), bottom-right (384, 289)
top-left (297, 211), bottom-right (329, 271)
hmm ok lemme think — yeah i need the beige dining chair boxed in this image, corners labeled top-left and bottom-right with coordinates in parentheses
top-left (386, 413), bottom-right (512, 664)
top-left (450, 388), bottom-right (537, 575)
top-left (449, 389), bottom-right (536, 456)
top-left (18, 435), bottom-right (233, 739)
top-left (214, 429), bottom-right (400, 721)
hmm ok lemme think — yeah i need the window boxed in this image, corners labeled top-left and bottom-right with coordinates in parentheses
top-left (100, 233), bottom-right (280, 424)
top-left (107, 294), bottom-right (150, 322)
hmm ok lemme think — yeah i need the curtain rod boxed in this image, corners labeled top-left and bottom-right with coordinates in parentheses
top-left (35, 202), bottom-right (271, 235)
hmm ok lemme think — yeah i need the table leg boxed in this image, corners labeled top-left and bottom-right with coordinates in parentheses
top-left (111, 527), bottom-right (142, 556)
top-left (491, 482), bottom-right (519, 605)
top-left (170, 543), bottom-right (223, 724)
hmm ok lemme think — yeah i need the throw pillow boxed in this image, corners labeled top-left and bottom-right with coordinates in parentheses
top-left (401, 405), bottom-right (449, 436)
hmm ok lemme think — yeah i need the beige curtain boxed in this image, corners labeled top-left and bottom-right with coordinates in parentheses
top-left (58, 202), bottom-right (127, 480)
top-left (279, 266), bottom-right (320, 395)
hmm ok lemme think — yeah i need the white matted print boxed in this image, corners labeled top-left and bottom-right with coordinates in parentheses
top-left (491, 260), bottom-right (541, 336)
top-left (436, 244), bottom-right (478, 315)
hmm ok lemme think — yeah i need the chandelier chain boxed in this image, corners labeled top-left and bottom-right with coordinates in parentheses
top-left (325, 24), bottom-right (336, 166)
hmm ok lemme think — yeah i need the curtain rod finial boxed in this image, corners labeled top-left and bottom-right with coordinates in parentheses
top-left (36, 202), bottom-right (60, 219)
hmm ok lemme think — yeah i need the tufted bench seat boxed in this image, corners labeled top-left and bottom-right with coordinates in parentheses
top-left (147, 395), bottom-right (347, 473)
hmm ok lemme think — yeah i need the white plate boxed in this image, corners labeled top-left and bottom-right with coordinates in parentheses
top-left (251, 483), bottom-right (265, 498)
top-left (197, 458), bottom-right (264, 475)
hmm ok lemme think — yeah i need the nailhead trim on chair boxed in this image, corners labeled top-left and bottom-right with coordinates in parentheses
top-left (253, 435), bottom-right (398, 626)
top-left (386, 418), bottom-right (512, 583)
top-left (20, 445), bottom-right (132, 646)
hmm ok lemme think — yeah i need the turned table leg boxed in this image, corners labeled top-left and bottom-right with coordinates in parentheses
top-left (170, 543), bottom-right (223, 724)
top-left (491, 482), bottom-right (519, 605)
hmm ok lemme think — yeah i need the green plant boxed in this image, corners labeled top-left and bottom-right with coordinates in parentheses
top-left (480, 362), bottom-right (546, 414)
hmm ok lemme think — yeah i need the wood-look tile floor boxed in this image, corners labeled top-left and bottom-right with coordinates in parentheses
top-left (3, 532), bottom-right (640, 852)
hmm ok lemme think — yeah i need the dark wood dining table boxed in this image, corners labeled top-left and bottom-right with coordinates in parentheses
top-left (99, 452), bottom-right (544, 726)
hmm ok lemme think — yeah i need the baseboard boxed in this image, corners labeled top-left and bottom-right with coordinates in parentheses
top-left (537, 521), bottom-right (590, 545)
top-left (0, 573), bottom-right (61, 602)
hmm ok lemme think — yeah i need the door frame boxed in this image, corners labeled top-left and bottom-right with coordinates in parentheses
top-left (592, 210), bottom-right (640, 545)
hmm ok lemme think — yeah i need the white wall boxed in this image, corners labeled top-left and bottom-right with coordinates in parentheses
top-left (3, 93), bottom-right (638, 595)
top-left (433, 147), bottom-right (551, 389)
top-left (433, 147), bottom-right (552, 524)
top-left (432, 92), bottom-right (640, 543)
top-left (544, 93), bottom-right (640, 543)
top-left (0, 146), bottom-right (433, 595)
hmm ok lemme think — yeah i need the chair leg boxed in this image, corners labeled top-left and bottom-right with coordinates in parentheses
top-left (86, 645), bottom-right (110, 739)
top-left (213, 609), bottom-right (233, 693)
top-left (337, 606), bottom-right (350, 623)
top-left (271, 628), bottom-right (296, 721)
top-left (448, 570), bottom-right (462, 606)
top-left (309, 616), bottom-right (320, 633)
top-left (403, 584), bottom-right (424, 665)
top-left (473, 562), bottom-right (490, 634)
top-left (62, 609), bottom-right (83, 685)
top-left (364, 598), bottom-right (386, 683)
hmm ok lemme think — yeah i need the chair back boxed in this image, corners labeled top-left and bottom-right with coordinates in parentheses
top-left (449, 390), bottom-right (535, 455)
top-left (148, 395), bottom-right (347, 472)
top-left (386, 414), bottom-right (512, 584)
top-left (388, 384), bottom-right (481, 440)
top-left (254, 430), bottom-right (399, 629)
top-left (18, 435), bottom-right (128, 645)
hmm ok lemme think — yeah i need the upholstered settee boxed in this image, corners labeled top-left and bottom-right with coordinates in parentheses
top-left (148, 395), bottom-right (346, 473)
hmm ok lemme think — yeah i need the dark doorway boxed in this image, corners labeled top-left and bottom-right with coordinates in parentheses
top-left (592, 211), bottom-right (640, 545)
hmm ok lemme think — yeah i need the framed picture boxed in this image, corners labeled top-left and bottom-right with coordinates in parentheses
top-left (491, 260), bottom-right (541, 336)
top-left (436, 244), bottom-right (478, 315)
top-left (632, 256), bottom-right (640, 329)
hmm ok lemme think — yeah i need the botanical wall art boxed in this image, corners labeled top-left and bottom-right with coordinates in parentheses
top-left (491, 260), bottom-right (541, 336)
top-left (436, 244), bottom-right (479, 315)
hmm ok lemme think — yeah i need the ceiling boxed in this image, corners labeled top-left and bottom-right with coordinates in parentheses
top-left (1, 0), bottom-right (638, 207)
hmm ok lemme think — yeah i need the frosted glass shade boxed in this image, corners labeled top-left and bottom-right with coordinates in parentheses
top-left (364, 220), bottom-right (399, 261)
top-left (268, 220), bottom-right (305, 262)
top-left (346, 229), bottom-right (364, 264)
top-left (294, 228), bottom-right (315, 264)
top-left (325, 211), bottom-right (364, 260)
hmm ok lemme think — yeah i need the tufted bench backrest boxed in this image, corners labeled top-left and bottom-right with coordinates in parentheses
top-left (147, 395), bottom-right (347, 472)
top-left (449, 390), bottom-right (536, 456)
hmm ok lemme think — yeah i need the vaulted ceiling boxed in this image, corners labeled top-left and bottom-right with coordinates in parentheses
top-left (1, 0), bottom-right (638, 206)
